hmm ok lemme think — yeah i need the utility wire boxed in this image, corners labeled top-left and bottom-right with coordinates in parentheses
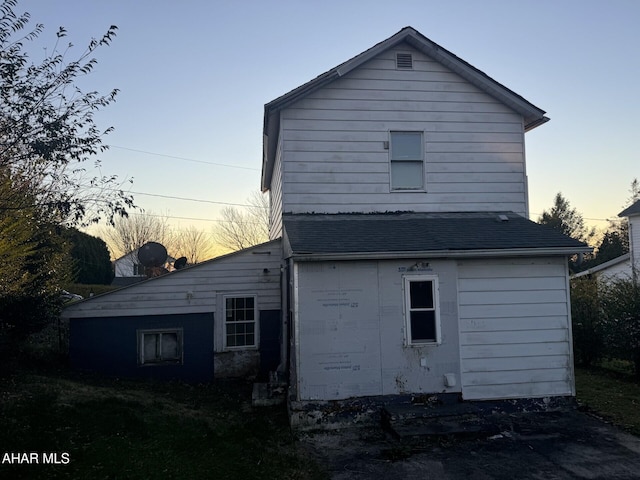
top-left (109, 145), bottom-right (260, 171)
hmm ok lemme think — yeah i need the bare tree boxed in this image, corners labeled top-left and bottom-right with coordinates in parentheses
top-left (175, 225), bottom-right (216, 264)
top-left (213, 191), bottom-right (270, 251)
top-left (101, 212), bottom-right (177, 260)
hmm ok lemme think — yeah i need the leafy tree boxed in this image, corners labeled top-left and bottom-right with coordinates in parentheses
top-left (0, 0), bottom-right (133, 226)
top-left (0, 171), bottom-right (70, 347)
top-left (599, 277), bottom-right (640, 378)
top-left (625, 178), bottom-right (640, 208)
top-left (213, 192), bottom-right (270, 252)
top-left (538, 192), bottom-right (595, 243)
top-left (0, 0), bottom-right (132, 349)
top-left (66, 229), bottom-right (112, 284)
top-left (570, 277), bottom-right (604, 366)
top-left (538, 192), bottom-right (595, 271)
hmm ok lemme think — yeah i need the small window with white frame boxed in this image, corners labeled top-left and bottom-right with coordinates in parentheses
top-left (138, 329), bottom-right (183, 365)
top-left (390, 131), bottom-right (424, 190)
top-left (224, 295), bottom-right (258, 349)
top-left (403, 275), bottom-right (440, 345)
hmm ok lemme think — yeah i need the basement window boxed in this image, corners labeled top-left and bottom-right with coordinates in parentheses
top-left (224, 295), bottom-right (258, 349)
top-left (138, 329), bottom-right (183, 365)
top-left (404, 276), bottom-right (441, 345)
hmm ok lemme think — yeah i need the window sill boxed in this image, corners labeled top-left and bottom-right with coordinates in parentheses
top-left (223, 346), bottom-right (259, 352)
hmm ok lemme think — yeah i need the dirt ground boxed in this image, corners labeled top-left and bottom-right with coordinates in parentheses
top-left (299, 409), bottom-right (640, 479)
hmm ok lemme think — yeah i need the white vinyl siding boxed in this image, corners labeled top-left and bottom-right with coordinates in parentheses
top-left (269, 137), bottom-right (284, 239)
top-left (278, 45), bottom-right (527, 216)
top-left (457, 258), bottom-right (573, 400)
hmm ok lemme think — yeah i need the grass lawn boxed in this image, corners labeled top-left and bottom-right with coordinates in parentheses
top-left (0, 363), bottom-right (325, 480)
top-left (575, 366), bottom-right (640, 436)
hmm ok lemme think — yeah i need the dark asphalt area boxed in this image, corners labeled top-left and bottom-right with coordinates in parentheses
top-left (299, 409), bottom-right (640, 479)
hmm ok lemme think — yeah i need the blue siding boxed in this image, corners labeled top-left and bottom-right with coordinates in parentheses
top-left (259, 310), bottom-right (281, 377)
top-left (70, 313), bottom-right (214, 383)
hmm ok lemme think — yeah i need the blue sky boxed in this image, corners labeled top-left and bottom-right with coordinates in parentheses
top-left (17, 0), bottom-right (640, 236)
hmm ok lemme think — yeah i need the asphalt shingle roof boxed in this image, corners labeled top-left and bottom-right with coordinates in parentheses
top-left (619, 199), bottom-right (640, 217)
top-left (283, 212), bottom-right (589, 256)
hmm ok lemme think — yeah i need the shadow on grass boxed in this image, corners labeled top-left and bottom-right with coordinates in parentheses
top-left (0, 364), bottom-right (326, 480)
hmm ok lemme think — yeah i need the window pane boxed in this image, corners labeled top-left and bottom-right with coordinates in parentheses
top-left (143, 334), bottom-right (158, 362)
top-left (391, 161), bottom-right (423, 189)
top-left (410, 281), bottom-right (433, 308)
top-left (246, 297), bottom-right (255, 309)
top-left (391, 132), bottom-right (422, 160)
top-left (411, 311), bottom-right (436, 342)
top-left (161, 333), bottom-right (178, 359)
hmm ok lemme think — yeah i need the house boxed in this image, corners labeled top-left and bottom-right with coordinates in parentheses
top-left (63, 240), bottom-right (282, 382)
top-left (574, 199), bottom-right (640, 282)
top-left (112, 249), bottom-right (175, 287)
top-left (63, 27), bottom-right (589, 426)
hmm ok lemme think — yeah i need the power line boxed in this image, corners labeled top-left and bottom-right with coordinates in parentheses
top-left (109, 145), bottom-right (260, 171)
top-left (128, 189), bottom-right (258, 208)
top-left (128, 211), bottom-right (262, 225)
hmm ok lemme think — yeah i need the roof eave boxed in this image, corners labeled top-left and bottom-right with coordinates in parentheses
top-left (288, 246), bottom-right (592, 262)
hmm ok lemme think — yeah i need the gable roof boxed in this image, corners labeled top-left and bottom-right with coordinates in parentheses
top-left (282, 212), bottom-right (590, 261)
top-left (63, 239), bottom-right (283, 315)
top-left (262, 26), bottom-right (549, 191)
top-left (619, 199), bottom-right (640, 217)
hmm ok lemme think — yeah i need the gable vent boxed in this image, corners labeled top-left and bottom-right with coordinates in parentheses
top-left (396, 52), bottom-right (413, 69)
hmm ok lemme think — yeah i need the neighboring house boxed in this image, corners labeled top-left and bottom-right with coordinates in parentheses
top-left (574, 199), bottom-right (640, 282)
top-left (63, 27), bottom-right (589, 424)
top-left (112, 249), bottom-right (175, 287)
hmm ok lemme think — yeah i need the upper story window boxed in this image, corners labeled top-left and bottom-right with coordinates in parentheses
top-left (390, 131), bottom-right (424, 190)
top-left (404, 275), bottom-right (441, 345)
top-left (224, 295), bottom-right (258, 349)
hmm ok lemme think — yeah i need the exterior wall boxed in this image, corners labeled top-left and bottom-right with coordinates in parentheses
top-left (596, 258), bottom-right (633, 282)
top-left (278, 44), bottom-right (527, 217)
top-left (70, 313), bottom-right (214, 383)
top-left (114, 252), bottom-right (144, 278)
top-left (293, 258), bottom-right (461, 401)
top-left (630, 215), bottom-right (640, 275)
top-left (457, 257), bottom-right (574, 400)
top-left (292, 255), bottom-right (574, 402)
top-left (269, 136), bottom-right (284, 239)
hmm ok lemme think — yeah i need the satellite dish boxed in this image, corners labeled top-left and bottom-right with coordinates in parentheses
top-left (137, 242), bottom-right (168, 268)
top-left (174, 257), bottom-right (187, 270)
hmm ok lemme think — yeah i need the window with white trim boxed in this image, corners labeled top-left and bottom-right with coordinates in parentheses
top-left (390, 131), bottom-right (424, 190)
top-left (138, 329), bottom-right (183, 365)
top-left (224, 296), bottom-right (257, 348)
top-left (404, 276), bottom-right (440, 345)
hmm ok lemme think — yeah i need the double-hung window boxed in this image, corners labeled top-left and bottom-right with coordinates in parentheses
top-left (138, 329), bottom-right (183, 365)
top-left (224, 296), bottom-right (258, 348)
top-left (404, 276), bottom-right (441, 345)
top-left (390, 131), bottom-right (424, 190)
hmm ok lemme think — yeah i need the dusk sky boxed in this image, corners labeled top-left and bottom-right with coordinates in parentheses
top-left (17, 0), bottom-right (640, 239)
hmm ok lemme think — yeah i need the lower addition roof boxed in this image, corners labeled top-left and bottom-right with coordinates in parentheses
top-left (282, 212), bottom-right (591, 260)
